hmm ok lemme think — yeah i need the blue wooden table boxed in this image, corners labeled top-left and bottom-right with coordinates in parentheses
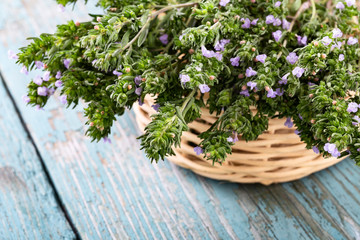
top-left (1, 1), bottom-right (360, 239)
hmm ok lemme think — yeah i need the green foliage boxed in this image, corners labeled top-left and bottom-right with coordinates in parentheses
top-left (14, 0), bottom-right (360, 165)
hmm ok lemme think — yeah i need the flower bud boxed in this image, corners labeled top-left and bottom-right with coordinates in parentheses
top-left (265, 86), bottom-right (270, 91)
top-left (309, 94), bottom-right (314, 98)
top-left (251, 47), bottom-right (256, 52)
top-left (321, 53), bottom-right (326, 59)
top-left (332, 100), bottom-right (337, 105)
top-left (314, 41), bottom-right (319, 46)
top-left (311, 119), bottom-right (315, 124)
top-left (188, 49), bottom-right (195, 54)
top-left (142, 78), bottom-right (146, 82)
top-left (240, 40), bottom-right (246, 44)
top-left (75, 21), bottom-right (80, 27)
top-left (125, 67), bottom-right (131, 73)
top-left (213, 18), bottom-right (218, 23)
top-left (234, 15), bottom-right (240, 20)
top-left (97, 17), bottom-right (102, 22)
top-left (312, 71), bottom-right (316, 75)
top-left (94, 25), bottom-right (99, 30)
top-left (90, 122), bottom-right (94, 127)
top-left (242, 85), bottom-right (247, 90)
top-left (209, 76), bottom-right (215, 81)
top-left (127, 85), bottom-right (132, 90)
top-left (238, 73), bottom-right (244, 79)
top-left (101, 111), bottom-right (104, 115)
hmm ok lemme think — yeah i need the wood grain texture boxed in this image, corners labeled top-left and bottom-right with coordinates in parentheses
top-left (0, 76), bottom-right (75, 239)
top-left (1, 0), bottom-right (360, 239)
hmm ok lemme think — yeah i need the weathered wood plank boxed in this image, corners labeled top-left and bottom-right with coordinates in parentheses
top-left (2, 0), bottom-right (360, 239)
top-left (0, 76), bottom-right (75, 239)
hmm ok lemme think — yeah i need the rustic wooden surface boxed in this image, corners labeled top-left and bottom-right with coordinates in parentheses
top-left (1, 0), bottom-right (360, 239)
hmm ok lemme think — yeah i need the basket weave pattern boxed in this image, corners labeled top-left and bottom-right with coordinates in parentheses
top-left (134, 96), bottom-right (345, 185)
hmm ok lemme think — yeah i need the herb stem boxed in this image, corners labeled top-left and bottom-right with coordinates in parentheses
top-left (310, 0), bottom-right (317, 21)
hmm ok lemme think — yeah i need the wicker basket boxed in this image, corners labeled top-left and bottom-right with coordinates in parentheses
top-left (134, 96), bottom-right (346, 185)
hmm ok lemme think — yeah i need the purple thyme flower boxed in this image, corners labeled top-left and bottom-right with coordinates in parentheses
top-left (214, 39), bottom-right (230, 51)
top-left (35, 61), bottom-right (44, 69)
top-left (247, 81), bottom-right (257, 90)
top-left (201, 46), bottom-right (215, 58)
top-left (339, 54), bottom-right (345, 61)
top-left (292, 67), bottom-right (305, 78)
top-left (272, 30), bottom-right (282, 42)
top-left (58, 4), bottom-right (65, 12)
top-left (213, 52), bottom-right (223, 61)
top-left (275, 1), bottom-right (282, 7)
top-left (294, 130), bottom-right (300, 135)
top-left (321, 36), bottom-right (333, 46)
top-left (35, 105), bottom-right (44, 111)
top-left (92, 59), bottom-right (97, 66)
top-left (276, 88), bottom-right (284, 96)
top-left (37, 86), bottom-right (48, 96)
top-left (286, 52), bottom-right (298, 64)
top-left (199, 84), bottom-right (210, 93)
top-left (43, 71), bottom-right (50, 81)
top-left (256, 54), bottom-right (267, 64)
top-left (313, 146), bottom-right (320, 154)
top-left (273, 18), bottom-right (282, 26)
top-left (348, 37), bottom-right (358, 45)
top-left (56, 71), bottom-right (62, 79)
top-left (336, 2), bottom-right (345, 9)
top-left (135, 87), bottom-right (143, 96)
top-left (267, 88), bottom-right (277, 98)
top-left (33, 75), bottom-right (43, 85)
top-left (8, 50), bottom-right (18, 60)
top-left (134, 75), bottom-right (142, 85)
top-left (279, 73), bottom-right (290, 85)
top-left (180, 74), bottom-right (190, 84)
top-left (297, 35), bottom-right (308, 46)
top-left (55, 80), bottom-right (63, 88)
top-left (219, 0), bottom-right (230, 6)
top-left (331, 41), bottom-right (342, 50)
top-left (241, 18), bottom-right (251, 29)
top-left (345, 0), bottom-right (355, 7)
top-left (353, 116), bottom-right (360, 125)
top-left (227, 136), bottom-right (234, 143)
top-left (20, 66), bottom-right (28, 75)
top-left (103, 137), bottom-right (112, 144)
top-left (63, 59), bottom-right (71, 69)
top-left (308, 82), bottom-right (316, 86)
top-left (251, 19), bottom-right (259, 25)
top-left (113, 70), bottom-right (123, 77)
top-left (230, 56), bottom-right (240, 66)
top-left (324, 143), bottom-right (341, 157)
top-left (49, 88), bottom-right (56, 95)
top-left (194, 146), bottom-right (203, 155)
top-left (152, 104), bottom-right (160, 111)
top-left (22, 95), bottom-right (30, 104)
top-left (347, 102), bottom-right (359, 113)
top-left (159, 34), bottom-right (169, 45)
top-left (284, 117), bottom-right (293, 128)
top-left (266, 15), bottom-right (275, 24)
top-left (245, 67), bottom-right (257, 77)
top-left (282, 19), bottom-right (290, 30)
top-left (213, 42), bottom-right (222, 51)
top-left (332, 28), bottom-right (343, 38)
top-left (240, 89), bottom-right (250, 97)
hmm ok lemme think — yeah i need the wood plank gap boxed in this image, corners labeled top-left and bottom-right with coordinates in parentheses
top-left (0, 70), bottom-right (81, 240)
